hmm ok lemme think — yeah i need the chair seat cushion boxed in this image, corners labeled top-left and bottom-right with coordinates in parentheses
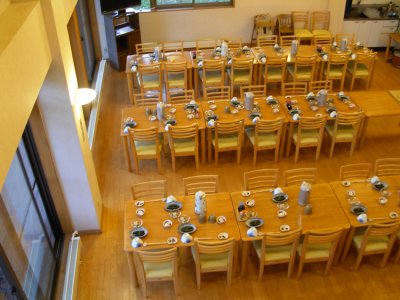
top-left (297, 242), bottom-right (331, 259)
top-left (312, 29), bottom-right (331, 37)
top-left (191, 247), bottom-right (229, 270)
top-left (135, 140), bottom-right (159, 155)
top-left (266, 67), bottom-right (284, 80)
top-left (326, 65), bottom-right (344, 77)
top-left (253, 240), bottom-right (292, 262)
top-left (353, 234), bottom-right (389, 252)
top-left (347, 62), bottom-right (370, 76)
top-left (295, 29), bottom-right (314, 38)
top-left (167, 73), bottom-right (185, 87)
top-left (172, 138), bottom-right (196, 153)
top-left (138, 74), bottom-right (161, 89)
top-left (246, 128), bottom-right (277, 147)
top-left (212, 133), bottom-right (239, 149)
top-left (201, 70), bottom-right (224, 85)
top-left (287, 65), bottom-right (313, 80)
top-left (293, 129), bottom-right (320, 144)
top-left (232, 69), bottom-right (251, 83)
top-left (325, 123), bottom-right (354, 140)
top-left (144, 261), bottom-right (174, 278)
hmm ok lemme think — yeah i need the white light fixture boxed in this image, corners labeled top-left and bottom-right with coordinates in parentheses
top-left (74, 88), bottom-right (97, 106)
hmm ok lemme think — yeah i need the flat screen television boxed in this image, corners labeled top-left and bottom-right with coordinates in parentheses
top-left (100, 0), bottom-right (141, 14)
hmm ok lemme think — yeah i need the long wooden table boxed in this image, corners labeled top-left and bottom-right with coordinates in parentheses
top-left (231, 183), bottom-right (350, 276)
top-left (124, 193), bottom-right (241, 286)
top-left (385, 33), bottom-right (400, 62)
top-left (121, 103), bottom-right (206, 171)
top-left (348, 91), bottom-right (400, 147)
top-left (330, 176), bottom-right (400, 262)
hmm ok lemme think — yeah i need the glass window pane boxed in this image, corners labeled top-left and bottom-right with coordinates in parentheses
top-left (195, 0), bottom-right (230, 3)
top-left (157, 0), bottom-right (192, 4)
top-left (0, 266), bottom-right (18, 300)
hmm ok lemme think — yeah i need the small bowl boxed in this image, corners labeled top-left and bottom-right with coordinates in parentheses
top-left (131, 219), bottom-right (143, 228)
top-left (342, 181), bottom-right (351, 187)
top-left (280, 224), bottom-right (291, 232)
top-left (277, 209), bottom-right (287, 218)
top-left (149, 116), bottom-right (157, 122)
top-left (246, 199), bottom-right (255, 207)
top-left (346, 189), bottom-right (356, 197)
top-left (378, 196), bottom-right (388, 205)
top-left (169, 211), bottom-right (181, 219)
top-left (163, 219), bottom-right (173, 228)
top-left (135, 200), bottom-right (144, 207)
top-left (169, 108), bottom-right (177, 114)
top-left (187, 114), bottom-right (194, 120)
top-left (231, 109), bottom-right (239, 115)
top-left (217, 216), bottom-right (227, 224)
top-left (242, 190), bottom-right (251, 197)
top-left (178, 215), bottom-right (190, 224)
top-left (208, 100), bottom-right (215, 104)
top-left (209, 104), bottom-right (217, 110)
top-left (136, 208), bottom-right (145, 217)
top-left (310, 106), bottom-right (318, 111)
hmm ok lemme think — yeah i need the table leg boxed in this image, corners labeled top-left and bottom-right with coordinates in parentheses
top-left (241, 241), bottom-right (250, 277)
top-left (385, 34), bottom-right (393, 62)
top-left (126, 72), bottom-right (135, 105)
top-left (285, 122), bottom-right (294, 157)
top-left (194, 68), bottom-right (199, 99)
top-left (122, 136), bottom-right (132, 172)
top-left (341, 226), bottom-right (356, 263)
top-left (201, 128), bottom-right (206, 164)
top-left (188, 67), bottom-right (193, 90)
top-left (358, 116), bottom-right (370, 148)
top-left (280, 122), bottom-right (287, 159)
top-left (335, 228), bottom-right (348, 265)
top-left (207, 128), bottom-right (212, 163)
top-left (126, 252), bottom-right (139, 287)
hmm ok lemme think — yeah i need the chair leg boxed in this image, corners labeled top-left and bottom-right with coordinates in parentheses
top-left (196, 267), bottom-right (201, 289)
top-left (134, 157), bottom-right (140, 174)
top-left (324, 256), bottom-right (335, 275)
top-left (329, 140), bottom-right (335, 158)
top-left (354, 252), bottom-right (363, 270)
top-left (215, 149), bottom-right (219, 166)
top-left (258, 264), bottom-right (264, 281)
top-left (227, 265), bottom-right (232, 286)
top-left (253, 148), bottom-right (257, 167)
top-left (350, 76), bottom-right (355, 91)
top-left (297, 260), bottom-right (304, 279)
top-left (395, 246), bottom-right (400, 263)
top-left (315, 144), bottom-right (322, 161)
top-left (380, 251), bottom-right (392, 268)
top-left (171, 154), bottom-right (176, 172)
top-left (274, 147), bottom-right (279, 163)
top-left (349, 139), bottom-right (357, 156)
top-left (294, 144), bottom-right (300, 163)
top-left (173, 277), bottom-right (179, 295)
top-left (195, 153), bottom-right (200, 170)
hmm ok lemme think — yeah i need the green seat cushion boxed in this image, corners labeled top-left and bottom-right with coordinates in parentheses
top-left (326, 65), bottom-right (344, 77)
top-left (293, 129), bottom-right (320, 144)
top-left (325, 123), bottom-right (354, 139)
top-left (347, 62), bottom-right (370, 76)
top-left (167, 73), bottom-right (185, 87)
top-left (212, 133), bottom-right (239, 149)
top-left (172, 138), bottom-right (196, 153)
top-left (232, 69), bottom-right (251, 83)
top-left (246, 128), bottom-right (277, 147)
top-left (253, 240), bottom-right (292, 262)
top-left (266, 67), bottom-right (284, 80)
top-left (297, 242), bottom-right (331, 259)
top-left (295, 29), bottom-right (314, 38)
top-left (312, 29), bottom-right (331, 37)
top-left (135, 140), bottom-right (158, 155)
top-left (138, 74), bottom-right (161, 89)
top-left (144, 261), bottom-right (174, 278)
top-left (353, 234), bottom-right (389, 252)
top-left (191, 247), bottom-right (229, 270)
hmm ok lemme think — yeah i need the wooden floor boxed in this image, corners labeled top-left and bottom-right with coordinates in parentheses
top-left (77, 51), bottom-right (400, 299)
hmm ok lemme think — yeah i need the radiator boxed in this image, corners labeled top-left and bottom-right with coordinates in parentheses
top-left (62, 231), bottom-right (82, 300)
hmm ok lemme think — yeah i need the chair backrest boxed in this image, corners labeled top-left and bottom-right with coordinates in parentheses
top-left (335, 33), bottom-right (355, 46)
top-left (194, 237), bottom-right (235, 257)
top-left (297, 116), bottom-right (326, 144)
top-left (135, 247), bottom-right (178, 277)
top-left (292, 11), bottom-right (309, 30)
top-left (353, 52), bottom-right (377, 74)
top-left (183, 175), bottom-right (219, 196)
top-left (358, 221), bottom-right (400, 252)
top-left (240, 85), bottom-right (266, 98)
top-left (168, 123), bottom-right (198, 154)
top-left (282, 82), bottom-right (308, 96)
top-left (231, 57), bottom-right (254, 84)
top-left (292, 55), bottom-right (317, 81)
top-left (326, 53), bottom-right (349, 76)
top-left (202, 59), bottom-right (226, 87)
top-left (300, 227), bottom-right (343, 255)
top-left (254, 14), bottom-right (276, 36)
top-left (196, 39), bottom-right (216, 50)
top-left (334, 111), bottom-right (363, 130)
top-left (162, 41), bottom-right (184, 53)
top-left (168, 89), bottom-right (195, 104)
top-left (257, 35), bottom-right (278, 47)
top-left (136, 42), bottom-right (157, 55)
top-left (311, 11), bottom-right (330, 31)
top-left (254, 118), bottom-right (284, 145)
top-left (283, 168), bottom-right (317, 186)
top-left (215, 119), bottom-right (244, 148)
top-left (131, 180), bottom-right (167, 200)
top-left (278, 14), bottom-right (292, 29)
top-left (243, 169), bottom-right (279, 191)
top-left (137, 62), bottom-right (163, 92)
top-left (264, 228), bottom-right (303, 246)
top-left (265, 55), bottom-right (288, 82)
top-left (164, 61), bottom-right (188, 92)
top-left (313, 35), bottom-right (332, 46)
top-left (308, 80), bottom-right (333, 93)
top-left (280, 35), bottom-right (299, 47)
top-left (133, 92), bottom-right (161, 106)
top-left (128, 126), bottom-right (160, 157)
top-left (339, 163), bottom-right (372, 180)
top-left (374, 158), bottom-right (400, 176)
top-left (223, 38), bottom-right (242, 50)
top-left (204, 86), bottom-right (231, 101)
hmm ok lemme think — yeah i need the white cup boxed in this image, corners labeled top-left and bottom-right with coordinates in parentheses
top-left (330, 111), bottom-right (337, 118)
top-left (247, 227), bottom-right (258, 237)
top-left (181, 233), bottom-right (193, 243)
top-left (370, 176), bottom-right (379, 184)
top-left (273, 187), bottom-right (283, 195)
top-left (166, 195), bottom-right (177, 203)
top-left (261, 57), bottom-right (266, 63)
top-left (357, 213), bottom-right (368, 223)
top-left (292, 113), bottom-right (300, 121)
top-left (208, 119), bottom-right (215, 127)
top-left (131, 237), bottom-right (143, 248)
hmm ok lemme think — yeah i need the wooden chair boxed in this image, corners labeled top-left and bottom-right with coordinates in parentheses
top-left (200, 59), bottom-right (226, 95)
top-left (324, 53), bottom-right (349, 91)
top-left (313, 35), bottom-right (333, 46)
top-left (251, 14), bottom-right (276, 46)
top-left (351, 221), bottom-right (400, 270)
top-left (346, 52), bottom-right (377, 91)
top-left (227, 57), bottom-right (253, 96)
top-left (131, 180), bottom-right (167, 200)
top-left (243, 169), bottom-right (279, 191)
top-left (374, 158), bottom-right (400, 176)
top-left (168, 89), bottom-right (195, 104)
top-left (196, 38), bottom-right (216, 51)
top-left (204, 86), bottom-right (231, 101)
top-left (283, 168), bottom-right (317, 186)
top-left (164, 61), bottom-right (188, 97)
top-left (262, 56), bottom-right (288, 91)
top-left (136, 42), bottom-right (158, 55)
top-left (335, 33), bottom-right (355, 46)
top-left (135, 247), bottom-right (179, 297)
top-left (183, 175), bottom-right (219, 196)
top-left (292, 115), bottom-right (326, 163)
top-left (325, 111), bottom-right (364, 158)
top-left (133, 92), bottom-right (161, 106)
top-left (282, 82), bottom-right (308, 96)
top-left (279, 35), bottom-right (299, 47)
top-left (128, 127), bottom-right (162, 174)
top-left (257, 35), bottom-right (278, 47)
top-left (192, 237), bottom-right (235, 289)
top-left (311, 11), bottom-right (331, 37)
top-left (240, 85), bottom-right (266, 98)
top-left (137, 62), bottom-right (163, 94)
top-left (308, 80), bottom-right (333, 94)
top-left (252, 228), bottom-right (302, 280)
top-left (287, 55), bottom-right (317, 83)
top-left (278, 14), bottom-right (294, 37)
top-left (292, 11), bottom-right (313, 44)
top-left (245, 118), bottom-right (284, 166)
top-left (167, 124), bottom-right (199, 172)
top-left (297, 227), bottom-right (344, 278)
top-left (162, 41), bottom-right (184, 53)
top-left (339, 163), bottom-right (372, 181)
top-left (212, 119), bottom-right (244, 165)
top-left (223, 37), bottom-right (242, 50)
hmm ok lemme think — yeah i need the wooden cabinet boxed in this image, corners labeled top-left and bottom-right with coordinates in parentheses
top-left (104, 12), bottom-right (141, 71)
top-left (343, 20), bottom-right (372, 46)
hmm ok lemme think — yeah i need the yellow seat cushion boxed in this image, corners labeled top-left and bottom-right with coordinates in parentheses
top-left (203, 70), bottom-right (224, 84)
top-left (167, 73), bottom-right (185, 87)
top-left (191, 247), bottom-right (229, 270)
top-left (325, 123), bottom-right (355, 140)
top-left (144, 261), bottom-right (174, 278)
top-left (135, 140), bottom-right (159, 155)
top-left (266, 67), bottom-right (284, 80)
top-left (353, 234), bottom-right (389, 252)
top-left (253, 240), bottom-right (292, 262)
top-left (172, 138), bottom-right (196, 153)
top-left (287, 65), bottom-right (313, 81)
top-left (232, 69), bottom-right (251, 83)
top-left (295, 29), bottom-right (314, 38)
top-left (326, 65), bottom-right (344, 77)
top-left (312, 29), bottom-right (331, 37)
top-left (293, 129), bottom-right (320, 144)
top-left (212, 133), bottom-right (239, 149)
top-left (138, 74), bottom-right (161, 89)
top-left (347, 62), bottom-right (370, 76)
top-left (297, 242), bottom-right (331, 259)
top-left (246, 128), bottom-right (277, 147)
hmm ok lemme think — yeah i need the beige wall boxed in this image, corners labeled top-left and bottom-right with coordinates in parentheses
top-left (0, 0), bottom-right (9, 14)
top-left (139, 0), bottom-right (346, 44)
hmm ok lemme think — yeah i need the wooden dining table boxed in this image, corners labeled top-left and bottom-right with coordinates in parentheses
top-left (124, 192), bottom-right (241, 286)
top-left (277, 94), bottom-right (362, 157)
top-left (330, 175), bottom-right (400, 262)
top-left (231, 183), bottom-right (350, 277)
top-left (121, 103), bottom-right (206, 171)
top-left (348, 90), bottom-right (400, 147)
top-left (200, 98), bottom-right (290, 162)
top-left (125, 51), bottom-right (194, 104)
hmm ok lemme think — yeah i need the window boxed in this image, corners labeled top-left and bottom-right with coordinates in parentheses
top-left (151, 0), bottom-right (233, 9)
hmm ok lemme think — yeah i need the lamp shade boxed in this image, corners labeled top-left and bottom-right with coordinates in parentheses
top-left (75, 88), bottom-right (97, 105)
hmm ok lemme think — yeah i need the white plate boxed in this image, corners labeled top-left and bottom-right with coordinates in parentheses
top-left (280, 225), bottom-right (291, 232)
top-left (242, 190), bottom-right (251, 197)
top-left (136, 208), bottom-right (145, 217)
top-left (218, 232), bottom-right (229, 240)
top-left (217, 216), bottom-right (226, 224)
top-left (135, 200), bottom-right (144, 207)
